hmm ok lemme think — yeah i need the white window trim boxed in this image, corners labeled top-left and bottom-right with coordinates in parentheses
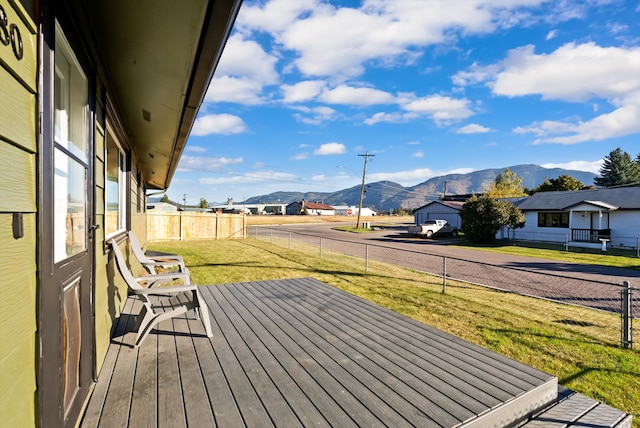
top-left (105, 123), bottom-right (128, 238)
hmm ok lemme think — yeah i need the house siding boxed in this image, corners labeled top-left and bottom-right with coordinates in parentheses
top-left (0, 0), bottom-right (38, 426)
top-left (413, 202), bottom-right (462, 228)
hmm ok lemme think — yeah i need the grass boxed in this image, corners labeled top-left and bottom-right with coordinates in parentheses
top-left (149, 238), bottom-right (639, 425)
top-left (454, 240), bottom-right (640, 271)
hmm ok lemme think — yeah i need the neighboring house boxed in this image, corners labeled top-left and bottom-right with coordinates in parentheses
top-left (286, 200), bottom-right (336, 215)
top-left (499, 187), bottom-right (640, 248)
top-left (147, 202), bottom-right (178, 212)
top-left (334, 205), bottom-right (377, 216)
top-left (0, 1), bottom-right (241, 427)
top-left (413, 200), bottom-right (464, 228)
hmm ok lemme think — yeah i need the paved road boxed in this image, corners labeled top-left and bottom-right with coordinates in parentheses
top-left (250, 222), bottom-right (640, 315)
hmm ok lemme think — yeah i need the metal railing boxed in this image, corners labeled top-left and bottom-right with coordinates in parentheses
top-left (250, 226), bottom-right (638, 349)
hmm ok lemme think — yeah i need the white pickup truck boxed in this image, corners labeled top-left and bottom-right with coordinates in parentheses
top-left (407, 219), bottom-right (459, 238)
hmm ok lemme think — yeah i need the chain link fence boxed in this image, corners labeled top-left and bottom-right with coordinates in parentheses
top-left (250, 226), bottom-right (637, 349)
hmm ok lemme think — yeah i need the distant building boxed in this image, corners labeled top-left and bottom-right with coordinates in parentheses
top-left (147, 202), bottom-right (178, 212)
top-left (413, 200), bottom-right (464, 228)
top-left (286, 200), bottom-right (335, 215)
top-left (333, 206), bottom-right (377, 216)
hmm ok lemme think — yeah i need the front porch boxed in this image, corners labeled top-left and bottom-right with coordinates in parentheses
top-left (571, 228), bottom-right (611, 243)
top-left (80, 278), bottom-right (630, 427)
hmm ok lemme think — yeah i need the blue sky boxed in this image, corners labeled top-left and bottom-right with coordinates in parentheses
top-left (167, 0), bottom-right (640, 205)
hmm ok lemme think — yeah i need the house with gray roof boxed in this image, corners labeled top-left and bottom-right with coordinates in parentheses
top-left (413, 200), bottom-right (464, 228)
top-left (499, 187), bottom-right (640, 249)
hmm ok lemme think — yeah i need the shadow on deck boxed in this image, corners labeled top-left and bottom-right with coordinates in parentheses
top-left (80, 277), bottom-right (630, 427)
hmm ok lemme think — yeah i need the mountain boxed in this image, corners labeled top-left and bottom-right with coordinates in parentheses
top-left (247, 164), bottom-right (597, 211)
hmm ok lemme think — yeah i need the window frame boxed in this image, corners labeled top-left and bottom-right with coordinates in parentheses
top-left (105, 124), bottom-right (128, 238)
top-left (537, 211), bottom-right (570, 228)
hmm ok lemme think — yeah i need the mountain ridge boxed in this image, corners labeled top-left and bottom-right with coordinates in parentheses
top-left (244, 164), bottom-right (597, 211)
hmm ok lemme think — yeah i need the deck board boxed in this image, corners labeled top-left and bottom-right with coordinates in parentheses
top-left (81, 277), bottom-right (560, 427)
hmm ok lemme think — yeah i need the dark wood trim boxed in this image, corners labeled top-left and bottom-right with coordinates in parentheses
top-left (38, 2), bottom-right (98, 426)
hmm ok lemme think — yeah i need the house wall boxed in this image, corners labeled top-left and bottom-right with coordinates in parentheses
top-left (0, 1), bottom-right (38, 426)
top-left (609, 211), bottom-right (640, 248)
top-left (501, 211), bottom-right (569, 243)
top-left (503, 210), bottom-right (639, 248)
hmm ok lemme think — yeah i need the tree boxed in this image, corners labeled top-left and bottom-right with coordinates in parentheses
top-left (530, 175), bottom-right (586, 193)
top-left (485, 168), bottom-right (527, 198)
top-left (460, 195), bottom-right (525, 243)
top-left (199, 198), bottom-right (209, 209)
top-left (160, 194), bottom-right (170, 203)
top-left (594, 147), bottom-right (640, 187)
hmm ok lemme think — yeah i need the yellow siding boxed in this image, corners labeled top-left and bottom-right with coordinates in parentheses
top-left (0, 213), bottom-right (36, 428)
top-left (0, 2), bottom-right (37, 424)
top-left (0, 66), bottom-right (36, 151)
top-left (95, 156), bottom-right (105, 190)
top-left (0, 0), bottom-right (37, 92)
top-left (0, 143), bottom-right (36, 212)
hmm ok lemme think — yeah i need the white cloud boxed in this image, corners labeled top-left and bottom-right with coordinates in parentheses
top-left (364, 111), bottom-right (417, 125)
top-left (191, 114), bottom-right (247, 136)
top-left (200, 170), bottom-right (297, 185)
top-left (178, 155), bottom-right (243, 172)
top-left (319, 85), bottom-right (396, 105)
top-left (314, 142), bottom-right (347, 155)
top-left (205, 34), bottom-right (279, 105)
top-left (458, 42), bottom-right (640, 144)
top-left (291, 152), bottom-right (310, 160)
top-left (292, 105), bottom-right (338, 125)
top-left (545, 29), bottom-right (558, 40)
top-left (282, 80), bottom-right (326, 103)
top-left (238, 0), bottom-right (566, 80)
top-left (403, 95), bottom-right (475, 124)
top-left (456, 123), bottom-right (491, 134)
top-left (206, 76), bottom-right (266, 105)
top-left (186, 145), bottom-right (207, 153)
top-left (411, 151), bottom-right (424, 158)
top-left (541, 160), bottom-right (603, 174)
top-left (216, 34), bottom-right (279, 83)
top-left (489, 43), bottom-right (640, 102)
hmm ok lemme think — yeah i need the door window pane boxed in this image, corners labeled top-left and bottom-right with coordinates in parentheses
top-left (54, 22), bottom-right (88, 162)
top-left (54, 24), bottom-right (88, 263)
top-left (54, 149), bottom-right (87, 262)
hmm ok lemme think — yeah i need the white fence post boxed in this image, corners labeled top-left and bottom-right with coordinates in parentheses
top-left (621, 281), bottom-right (633, 349)
top-left (365, 244), bottom-right (369, 272)
top-left (442, 256), bottom-right (447, 294)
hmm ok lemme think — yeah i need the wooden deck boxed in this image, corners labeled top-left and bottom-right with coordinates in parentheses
top-left (81, 277), bottom-right (562, 427)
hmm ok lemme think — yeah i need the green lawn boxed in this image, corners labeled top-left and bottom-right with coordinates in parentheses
top-left (150, 238), bottom-right (639, 425)
top-left (454, 239), bottom-right (640, 270)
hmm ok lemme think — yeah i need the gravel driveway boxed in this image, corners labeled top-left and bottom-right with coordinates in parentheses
top-left (251, 222), bottom-right (640, 315)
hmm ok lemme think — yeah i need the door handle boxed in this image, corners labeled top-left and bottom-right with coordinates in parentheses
top-left (89, 224), bottom-right (100, 231)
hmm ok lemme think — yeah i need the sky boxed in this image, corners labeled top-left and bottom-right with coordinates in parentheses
top-left (166, 0), bottom-right (640, 205)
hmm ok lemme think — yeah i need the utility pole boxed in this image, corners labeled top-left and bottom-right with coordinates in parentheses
top-left (183, 194), bottom-right (186, 211)
top-left (356, 152), bottom-right (375, 228)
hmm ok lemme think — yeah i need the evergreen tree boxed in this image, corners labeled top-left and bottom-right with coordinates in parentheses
top-left (485, 168), bottom-right (527, 198)
top-left (199, 198), bottom-right (209, 208)
top-left (160, 194), bottom-right (170, 203)
top-left (594, 148), bottom-right (640, 187)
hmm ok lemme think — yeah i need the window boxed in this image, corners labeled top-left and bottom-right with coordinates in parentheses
top-left (105, 129), bottom-right (127, 236)
top-left (53, 23), bottom-right (88, 262)
top-left (537, 212), bottom-right (569, 228)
